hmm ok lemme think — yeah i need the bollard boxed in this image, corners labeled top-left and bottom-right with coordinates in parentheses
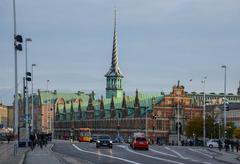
top-left (14, 143), bottom-right (17, 156)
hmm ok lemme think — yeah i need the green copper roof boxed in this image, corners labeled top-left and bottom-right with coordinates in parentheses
top-left (44, 90), bottom-right (163, 121)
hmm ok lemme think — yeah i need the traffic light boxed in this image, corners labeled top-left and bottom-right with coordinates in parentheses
top-left (15, 35), bottom-right (23, 51)
top-left (26, 72), bottom-right (31, 81)
top-left (225, 102), bottom-right (230, 111)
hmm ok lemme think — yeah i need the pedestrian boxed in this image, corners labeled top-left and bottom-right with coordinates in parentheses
top-left (181, 140), bottom-right (184, 146)
top-left (236, 140), bottom-right (239, 153)
top-left (39, 133), bottom-right (44, 149)
top-left (218, 140), bottom-right (222, 152)
top-left (7, 134), bottom-right (11, 144)
top-left (29, 132), bottom-right (36, 151)
top-left (230, 140), bottom-right (234, 152)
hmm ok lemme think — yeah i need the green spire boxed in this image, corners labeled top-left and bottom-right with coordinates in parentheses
top-left (105, 8), bottom-right (124, 99)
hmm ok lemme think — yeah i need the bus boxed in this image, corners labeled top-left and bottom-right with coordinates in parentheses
top-left (78, 128), bottom-right (92, 142)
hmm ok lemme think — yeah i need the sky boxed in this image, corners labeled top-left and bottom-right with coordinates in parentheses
top-left (1, 0), bottom-right (240, 105)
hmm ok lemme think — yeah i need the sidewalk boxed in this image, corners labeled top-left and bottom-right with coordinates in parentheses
top-left (207, 148), bottom-right (240, 164)
top-left (24, 144), bottom-right (63, 164)
top-left (0, 141), bottom-right (29, 164)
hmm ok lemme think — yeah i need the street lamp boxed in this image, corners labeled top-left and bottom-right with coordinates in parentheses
top-left (221, 65), bottom-right (227, 140)
top-left (145, 99), bottom-right (148, 138)
top-left (25, 38), bottom-right (32, 146)
top-left (177, 96), bottom-right (180, 146)
top-left (31, 64), bottom-right (36, 132)
top-left (13, 0), bottom-right (23, 140)
top-left (46, 80), bottom-right (50, 133)
top-left (201, 76), bottom-right (207, 146)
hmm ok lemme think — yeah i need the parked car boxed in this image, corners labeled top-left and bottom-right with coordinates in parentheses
top-left (91, 134), bottom-right (99, 142)
top-left (0, 133), bottom-right (7, 141)
top-left (114, 136), bottom-right (124, 143)
top-left (195, 139), bottom-right (203, 146)
top-left (96, 135), bottom-right (113, 148)
top-left (207, 139), bottom-right (223, 148)
top-left (124, 136), bottom-right (132, 143)
top-left (130, 137), bottom-right (149, 150)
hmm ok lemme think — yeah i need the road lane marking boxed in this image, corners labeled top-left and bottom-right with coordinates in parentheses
top-left (72, 144), bottom-right (141, 164)
top-left (125, 146), bottom-right (184, 164)
top-left (188, 148), bottom-right (213, 159)
top-left (202, 162), bottom-right (212, 164)
top-left (149, 148), bottom-right (178, 158)
top-left (117, 145), bottom-right (177, 158)
top-left (165, 147), bottom-right (188, 159)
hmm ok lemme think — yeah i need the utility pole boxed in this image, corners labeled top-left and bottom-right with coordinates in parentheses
top-left (177, 96), bottom-right (180, 146)
top-left (221, 65), bottom-right (227, 140)
top-left (31, 64), bottom-right (36, 132)
top-left (202, 76), bottom-right (207, 146)
top-left (13, 0), bottom-right (23, 144)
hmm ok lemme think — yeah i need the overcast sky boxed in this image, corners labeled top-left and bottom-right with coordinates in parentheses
top-left (1, 0), bottom-right (240, 105)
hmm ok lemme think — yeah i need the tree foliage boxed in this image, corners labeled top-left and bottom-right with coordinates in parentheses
top-left (185, 116), bottom-right (223, 139)
top-left (234, 128), bottom-right (240, 139)
top-left (185, 117), bottom-right (203, 138)
top-left (226, 122), bottom-right (236, 139)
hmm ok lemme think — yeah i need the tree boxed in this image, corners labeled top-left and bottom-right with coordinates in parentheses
top-left (206, 115), bottom-right (214, 139)
top-left (185, 117), bottom-right (203, 138)
top-left (234, 128), bottom-right (240, 139)
top-left (226, 122), bottom-right (236, 139)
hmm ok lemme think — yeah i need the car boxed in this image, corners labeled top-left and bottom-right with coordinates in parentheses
top-left (91, 134), bottom-right (99, 142)
top-left (0, 133), bottom-right (7, 141)
top-left (207, 139), bottom-right (223, 148)
top-left (130, 137), bottom-right (149, 150)
top-left (114, 136), bottom-right (124, 143)
top-left (96, 135), bottom-right (113, 148)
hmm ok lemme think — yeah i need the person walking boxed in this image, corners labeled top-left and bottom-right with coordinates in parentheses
top-left (7, 134), bottom-right (11, 144)
top-left (236, 140), bottom-right (239, 153)
top-left (218, 140), bottom-right (222, 152)
top-left (29, 132), bottom-right (36, 151)
top-left (230, 140), bottom-right (234, 152)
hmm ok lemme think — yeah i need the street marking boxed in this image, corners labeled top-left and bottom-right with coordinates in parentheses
top-left (149, 148), bottom-right (178, 158)
top-left (203, 162), bottom-right (212, 164)
top-left (165, 147), bottom-right (188, 159)
top-left (191, 159), bottom-right (199, 162)
top-left (117, 145), bottom-right (178, 158)
top-left (72, 144), bottom-right (141, 164)
top-left (188, 148), bottom-right (213, 159)
top-left (125, 146), bottom-right (184, 164)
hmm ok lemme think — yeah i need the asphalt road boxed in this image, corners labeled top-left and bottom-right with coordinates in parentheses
top-left (52, 141), bottom-right (226, 164)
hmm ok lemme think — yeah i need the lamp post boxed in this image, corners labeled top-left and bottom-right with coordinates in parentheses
top-left (46, 80), bottom-right (50, 133)
top-left (145, 99), bottom-right (148, 138)
top-left (202, 76), bottom-right (207, 146)
top-left (31, 64), bottom-right (36, 132)
top-left (25, 38), bottom-right (32, 146)
top-left (221, 65), bottom-right (227, 140)
top-left (13, 0), bottom-right (23, 140)
top-left (177, 96), bottom-right (180, 146)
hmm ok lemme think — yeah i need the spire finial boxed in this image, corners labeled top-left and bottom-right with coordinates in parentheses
top-left (105, 8), bottom-right (123, 78)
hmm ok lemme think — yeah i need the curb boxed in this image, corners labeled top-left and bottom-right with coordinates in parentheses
top-left (213, 156), bottom-right (236, 164)
top-left (19, 148), bottom-right (30, 164)
top-left (50, 143), bottom-right (70, 164)
top-left (206, 148), bottom-right (222, 156)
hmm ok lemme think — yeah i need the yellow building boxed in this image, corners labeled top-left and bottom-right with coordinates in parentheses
top-left (0, 104), bottom-right (8, 128)
top-left (0, 104), bottom-right (14, 128)
top-left (7, 106), bottom-right (14, 128)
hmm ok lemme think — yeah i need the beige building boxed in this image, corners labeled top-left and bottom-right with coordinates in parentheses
top-left (7, 106), bottom-right (14, 128)
top-left (0, 104), bottom-right (8, 128)
top-left (0, 104), bottom-right (14, 128)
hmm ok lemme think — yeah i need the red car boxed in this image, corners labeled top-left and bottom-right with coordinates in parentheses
top-left (130, 137), bottom-right (149, 150)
